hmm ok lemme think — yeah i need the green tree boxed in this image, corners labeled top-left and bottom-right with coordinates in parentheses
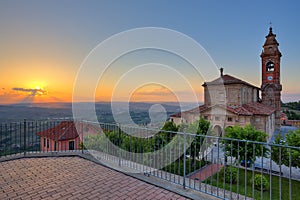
top-left (84, 133), bottom-right (108, 152)
top-left (222, 125), bottom-right (269, 165)
top-left (185, 118), bottom-right (212, 165)
top-left (283, 101), bottom-right (300, 111)
top-left (272, 129), bottom-right (300, 168)
top-left (161, 121), bottom-right (178, 143)
top-left (162, 121), bottom-right (178, 132)
top-left (283, 110), bottom-right (300, 120)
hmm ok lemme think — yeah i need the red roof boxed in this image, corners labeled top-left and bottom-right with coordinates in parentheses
top-left (170, 103), bottom-right (275, 118)
top-left (36, 121), bottom-right (79, 141)
top-left (219, 104), bottom-right (253, 116)
top-left (280, 112), bottom-right (287, 119)
top-left (202, 74), bottom-right (260, 89)
top-left (241, 102), bottom-right (275, 115)
top-left (169, 112), bottom-right (181, 118)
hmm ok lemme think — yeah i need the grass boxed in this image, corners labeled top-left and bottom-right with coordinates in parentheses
top-left (205, 166), bottom-right (300, 200)
top-left (162, 158), bottom-right (208, 176)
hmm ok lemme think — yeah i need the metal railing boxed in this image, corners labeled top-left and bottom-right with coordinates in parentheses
top-left (1, 120), bottom-right (300, 200)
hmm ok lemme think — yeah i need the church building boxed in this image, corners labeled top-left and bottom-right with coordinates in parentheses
top-left (170, 27), bottom-right (282, 138)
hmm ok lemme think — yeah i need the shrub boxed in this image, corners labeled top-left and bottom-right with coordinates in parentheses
top-left (252, 174), bottom-right (269, 191)
top-left (219, 166), bottom-right (238, 183)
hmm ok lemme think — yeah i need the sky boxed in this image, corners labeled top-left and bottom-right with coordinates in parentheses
top-left (0, 0), bottom-right (299, 104)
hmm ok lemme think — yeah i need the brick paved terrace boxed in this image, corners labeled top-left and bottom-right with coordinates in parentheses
top-left (0, 156), bottom-right (215, 200)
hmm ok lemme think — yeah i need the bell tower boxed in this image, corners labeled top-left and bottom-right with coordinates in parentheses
top-left (260, 27), bottom-right (282, 130)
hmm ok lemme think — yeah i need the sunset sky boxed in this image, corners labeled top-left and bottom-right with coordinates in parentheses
top-left (1, 0), bottom-right (299, 104)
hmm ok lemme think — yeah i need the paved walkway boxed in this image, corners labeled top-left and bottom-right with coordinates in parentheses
top-left (188, 164), bottom-right (223, 181)
top-left (0, 157), bottom-right (190, 200)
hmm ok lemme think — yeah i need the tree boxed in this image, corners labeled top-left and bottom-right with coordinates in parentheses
top-left (162, 121), bottom-right (178, 132)
top-left (283, 110), bottom-right (300, 120)
top-left (222, 125), bottom-right (269, 166)
top-left (160, 121), bottom-right (178, 143)
top-left (185, 118), bottom-right (212, 165)
top-left (272, 129), bottom-right (300, 168)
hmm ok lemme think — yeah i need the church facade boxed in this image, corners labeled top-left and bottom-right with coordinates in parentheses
top-left (170, 27), bottom-right (282, 138)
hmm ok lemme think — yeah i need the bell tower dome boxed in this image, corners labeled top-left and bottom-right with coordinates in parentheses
top-left (260, 27), bottom-right (282, 130)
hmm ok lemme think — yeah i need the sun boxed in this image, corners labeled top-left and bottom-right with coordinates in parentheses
top-left (27, 82), bottom-right (48, 96)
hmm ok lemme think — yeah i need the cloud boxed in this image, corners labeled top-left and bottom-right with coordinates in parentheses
top-left (12, 87), bottom-right (47, 96)
top-left (134, 86), bottom-right (171, 96)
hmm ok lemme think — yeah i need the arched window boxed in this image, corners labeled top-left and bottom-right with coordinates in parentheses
top-left (213, 125), bottom-right (222, 137)
top-left (266, 61), bottom-right (274, 72)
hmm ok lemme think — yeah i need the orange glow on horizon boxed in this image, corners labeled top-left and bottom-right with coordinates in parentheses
top-left (129, 84), bottom-right (178, 102)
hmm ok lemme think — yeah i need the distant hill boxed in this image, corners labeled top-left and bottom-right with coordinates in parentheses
top-left (281, 101), bottom-right (300, 111)
top-left (0, 102), bottom-right (199, 125)
top-left (281, 101), bottom-right (300, 120)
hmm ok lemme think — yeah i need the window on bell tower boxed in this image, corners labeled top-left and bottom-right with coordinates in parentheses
top-left (266, 61), bottom-right (274, 72)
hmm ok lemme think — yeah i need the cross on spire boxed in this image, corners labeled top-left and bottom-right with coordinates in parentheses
top-left (269, 21), bottom-right (273, 34)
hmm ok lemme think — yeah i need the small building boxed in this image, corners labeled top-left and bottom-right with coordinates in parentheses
top-left (36, 121), bottom-right (81, 151)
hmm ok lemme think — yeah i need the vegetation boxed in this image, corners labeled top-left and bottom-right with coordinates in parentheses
top-left (183, 118), bottom-right (212, 165)
top-left (162, 158), bottom-right (207, 176)
top-left (281, 100), bottom-right (300, 120)
top-left (160, 121), bottom-right (179, 143)
top-left (83, 122), bottom-right (179, 156)
top-left (272, 129), bottom-right (300, 168)
top-left (83, 119), bottom-right (213, 176)
top-left (252, 174), bottom-right (269, 191)
top-left (283, 110), bottom-right (300, 120)
top-left (282, 101), bottom-right (300, 111)
top-left (206, 166), bottom-right (300, 200)
top-left (219, 166), bottom-right (238, 183)
top-left (222, 125), bottom-right (269, 165)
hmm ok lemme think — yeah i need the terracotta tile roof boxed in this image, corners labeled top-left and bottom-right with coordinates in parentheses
top-left (241, 102), bottom-right (275, 116)
top-left (218, 103), bottom-right (275, 116)
top-left (170, 103), bottom-right (275, 118)
top-left (280, 112), bottom-right (287, 119)
top-left (169, 112), bottom-right (181, 118)
top-left (221, 103), bottom-right (275, 116)
top-left (218, 104), bottom-right (253, 116)
top-left (202, 74), bottom-right (260, 89)
top-left (36, 121), bottom-right (103, 140)
top-left (36, 121), bottom-right (79, 141)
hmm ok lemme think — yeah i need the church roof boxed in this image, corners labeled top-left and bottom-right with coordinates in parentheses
top-left (170, 102), bottom-right (275, 118)
top-left (220, 104), bottom-right (253, 116)
top-left (205, 103), bottom-right (274, 116)
top-left (202, 74), bottom-right (260, 89)
top-left (241, 102), bottom-right (275, 116)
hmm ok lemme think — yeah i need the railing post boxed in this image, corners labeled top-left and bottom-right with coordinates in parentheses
top-left (183, 128), bottom-right (187, 189)
top-left (118, 123), bottom-right (121, 167)
top-left (81, 120), bottom-right (84, 154)
top-left (23, 119), bottom-right (26, 156)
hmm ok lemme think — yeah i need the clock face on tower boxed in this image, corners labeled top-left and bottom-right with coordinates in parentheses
top-left (267, 76), bottom-right (273, 81)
